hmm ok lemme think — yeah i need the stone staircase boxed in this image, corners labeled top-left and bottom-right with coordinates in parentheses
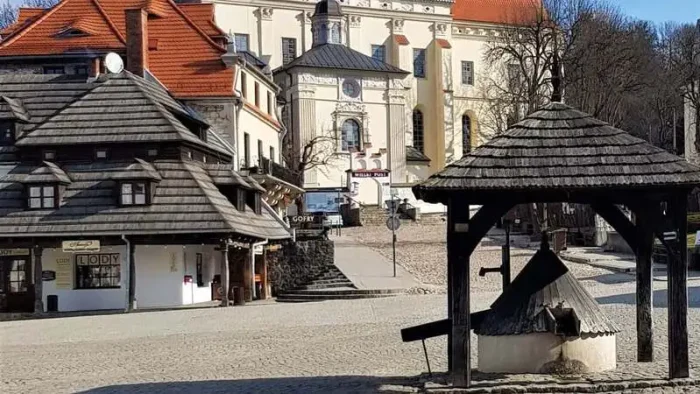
top-left (276, 265), bottom-right (404, 303)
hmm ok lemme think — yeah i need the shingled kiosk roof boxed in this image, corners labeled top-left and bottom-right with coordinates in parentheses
top-left (475, 239), bottom-right (620, 337)
top-left (0, 72), bottom-right (291, 240)
top-left (274, 43), bottom-right (409, 75)
top-left (414, 102), bottom-right (700, 204)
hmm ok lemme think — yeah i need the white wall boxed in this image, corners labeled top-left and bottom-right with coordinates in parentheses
top-left (42, 246), bottom-right (128, 312)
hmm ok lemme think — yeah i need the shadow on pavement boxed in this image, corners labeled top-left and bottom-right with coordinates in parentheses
top-left (596, 286), bottom-right (700, 308)
top-left (77, 375), bottom-right (421, 394)
top-left (578, 272), bottom-right (635, 284)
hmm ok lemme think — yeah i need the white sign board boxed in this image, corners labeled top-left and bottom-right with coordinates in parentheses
top-left (695, 231), bottom-right (700, 246)
top-left (62, 240), bottom-right (100, 253)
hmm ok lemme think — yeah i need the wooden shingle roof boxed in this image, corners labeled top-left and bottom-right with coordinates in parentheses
top-left (274, 43), bottom-right (409, 75)
top-left (475, 243), bottom-right (620, 336)
top-left (0, 96), bottom-right (30, 122)
top-left (0, 160), bottom-right (290, 239)
top-left (414, 103), bottom-right (700, 204)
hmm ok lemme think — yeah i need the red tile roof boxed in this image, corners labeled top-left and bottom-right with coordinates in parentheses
top-left (0, 7), bottom-right (45, 36)
top-left (452, 0), bottom-right (542, 24)
top-left (0, 0), bottom-right (233, 98)
top-left (179, 3), bottom-right (226, 38)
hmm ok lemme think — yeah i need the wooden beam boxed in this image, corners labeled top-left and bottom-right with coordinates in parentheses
top-left (634, 210), bottom-right (654, 362)
top-left (220, 243), bottom-right (230, 307)
top-left (447, 198), bottom-right (471, 387)
top-left (128, 240), bottom-right (136, 311)
top-left (33, 246), bottom-right (43, 314)
top-left (591, 203), bottom-right (638, 253)
top-left (668, 194), bottom-right (689, 379)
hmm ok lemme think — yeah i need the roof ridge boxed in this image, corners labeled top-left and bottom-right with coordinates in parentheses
top-left (182, 161), bottom-right (238, 232)
top-left (164, 0), bottom-right (226, 53)
top-left (92, 0), bottom-right (126, 45)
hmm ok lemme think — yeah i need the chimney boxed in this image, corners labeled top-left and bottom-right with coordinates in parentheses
top-left (89, 57), bottom-right (101, 78)
top-left (125, 9), bottom-right (148, 77)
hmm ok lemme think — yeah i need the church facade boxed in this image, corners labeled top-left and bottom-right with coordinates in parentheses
top-left (209, 0), bottom-right (521, 206)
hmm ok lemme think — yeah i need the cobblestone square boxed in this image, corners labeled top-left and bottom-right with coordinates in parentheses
top-left (1, 228), bottom-right (700, 393)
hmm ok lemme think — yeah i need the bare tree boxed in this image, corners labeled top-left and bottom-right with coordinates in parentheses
top-left (0, 1), bottom-right (17, 30)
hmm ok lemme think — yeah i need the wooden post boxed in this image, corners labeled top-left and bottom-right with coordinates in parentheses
top-left (668, 194), bottom-right (689, 378)
top-left (634, 210), bottom-right (654, 362)
top-left (220, 243), bottom-right (230, 307)
top-left (127, 240), bottom-right (136, 311)
top-left (261, 250), bottom-right (269, 300)
top-left (447, 198), bottom-right (471, 387)
top-left (33, 246), bottom-right (43, 314)
top-left (244, 244), bottom-right (254, 302)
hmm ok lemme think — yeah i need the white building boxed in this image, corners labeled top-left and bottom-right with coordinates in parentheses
top-left (208, 0), bottom-right (518, 207)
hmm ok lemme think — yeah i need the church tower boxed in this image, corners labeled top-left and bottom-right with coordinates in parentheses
top-left (311, 0), bottom-right (344, 46)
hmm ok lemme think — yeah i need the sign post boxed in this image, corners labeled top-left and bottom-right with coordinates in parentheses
top-left (386, 190), bottom-right (401, 277)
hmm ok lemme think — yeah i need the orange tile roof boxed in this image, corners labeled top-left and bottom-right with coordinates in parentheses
top-left (452, 0), bottom-right (542, 24)
top-left (0, 0), bottom-right (233, 98)
top-left (179, 3), bottom-right (226, 38)
top-left (0, 7), bottom-right (45, 36)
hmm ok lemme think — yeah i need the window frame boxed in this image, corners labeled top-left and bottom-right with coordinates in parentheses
top-left (462, 114), bottom-right (472, 154)
top-left (270, 146), bottom-right (275, 163)
top-left (412, 109), bottom-right (425, 154)
top-left (254, 82), bottom-right (260, 107)
top-left (240, 72), bottom-right (247, 99)
top-left (119, 181), bottom-right (149, 206)
top-left (257, 139), bottom-right (263, 165)
top-left (282, 37), bottom-right (297, 65)
top-left (371, 45), bottom-right (386, 63)
top-left (243, 132), bottom-right (251, 168)
top-left (196, 253), bottom-right (204, 287)
top-left (234, 33), bottom-right (249, 52)
top-left (75, 253), bottom-right (121, 290)
top-left (43, 65), bottom-right (65, 75)
top-left (74, 65), bottom-right (88, 76)
top-left (340, 119), bottom-right (362, 152)
top-left (461, 61), bottom-right (474, 86)
top-left (413, 48), bottom-right (426, 78)
top-left (267, 91), bottom-right (273, 115)
top-left (27, 184), bottom-right (58, 210)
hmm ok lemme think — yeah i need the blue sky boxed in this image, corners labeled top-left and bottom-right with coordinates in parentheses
top-left (6, 0), bottom-right (700, 24)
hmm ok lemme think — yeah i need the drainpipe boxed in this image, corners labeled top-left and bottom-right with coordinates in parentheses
top-left (121, 234), bottom-right (134, 311)
top-left (250, 239), bottom-right (268, 300)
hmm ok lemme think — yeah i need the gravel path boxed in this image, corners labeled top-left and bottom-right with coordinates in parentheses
top-left (343, 224), bottom-right (618, 292)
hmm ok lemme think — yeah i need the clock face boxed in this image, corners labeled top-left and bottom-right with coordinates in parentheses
top-left (342, 79), bottom-right (360, 98)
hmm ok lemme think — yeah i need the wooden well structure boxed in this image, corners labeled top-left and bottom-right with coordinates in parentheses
top-left (413, 102), bottom-right (700, 387)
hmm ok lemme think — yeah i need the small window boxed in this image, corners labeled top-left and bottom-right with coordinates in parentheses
top-left (196, 253), bottom-right (204, 287)
top-left (240, 72), bottom-right (247, 99)
top-left (461, 61), bottom-right (474, 85)
top-left (234, 33), bottom-right (249, 52)
top-left (76, 253), bottom-right (120, 289)
top-left (120, 182), bottom-right (148, 206)
top-left (0, 121), bottom-right (14, 145)
top-left (28, 185), bottom-right (57, 209)
top-left (462, 114), bottom-right (472, 154)
top-left (43, 66), bottom-right (65, 75)
top-left (267, 92), bottom-right (273, 115)
top-left (508, 64), bottom-right (521, 91)
top-left (341, 119), bottom-right (361, 152)
top-left (371, 45), bottom-right (386, 63)
top-left (95, 149), bottom-right (108, 159)
top-left (75, 65), bottom-right (88, 76)
top-left (147, 149), bottom-right (158, 157)
top-left (270, 147), bottom-right (275, 163)
top-left (243, 133), bottom-right (250, 168)
top-left (246, 190), bottom-right (261, 214)
top-left (254, 82), bottom-right (260, 107)
top-left (185, 150), bottom-right (193, 159)
top-left (413, 49), bottom-right (426, 78)
top-left (413, 109), bottom-right (424, 153)
top-left (43, 151), bottom-right (56, 160)
top-left (282, 37), bottom-right (297, 65)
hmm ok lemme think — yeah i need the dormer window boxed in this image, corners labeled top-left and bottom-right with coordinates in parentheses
top-left (95, 149), bottom-right (108, 160)
top-left (120, 182), bottom-right (148, 206)
top-left (43, 150), bottom-right (56, 160)
top-left (56, 28), bottom-right (88, 38)
top-left (28, 185), bottom-right (57, 209)
top-left (43, 66), bottom-right (65, 75)
top-left (0, 121), bottom-right (14, 145)
top-left (246, 190), bottom-right (262, 214)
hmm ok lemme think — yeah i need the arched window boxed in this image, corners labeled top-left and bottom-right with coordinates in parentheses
top-left (341, 119), bottom-right (361, 151)
top-left (330, 23), bottom-right (341, 43)
top-left (462, 114), bottom-right (471, 155)
top-left (412, 109), bottom-right (424, 153)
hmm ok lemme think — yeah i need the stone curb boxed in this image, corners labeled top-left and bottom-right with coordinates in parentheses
top-left (422, 378), bottom-right (700, 393)
top-left (560, 254), bottom-right (636, 273)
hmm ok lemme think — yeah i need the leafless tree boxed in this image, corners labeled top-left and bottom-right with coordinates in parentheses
top-left (282, 134), bottom-right (338, 211)
top-left (0, 0), bottom-right (58, 30)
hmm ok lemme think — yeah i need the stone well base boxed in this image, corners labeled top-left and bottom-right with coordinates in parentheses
top-left (477, 333), bottom-right (616, 374)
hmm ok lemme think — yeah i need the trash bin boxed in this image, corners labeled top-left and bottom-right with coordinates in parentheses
top-left (47, 295), bottom-right (58, 312)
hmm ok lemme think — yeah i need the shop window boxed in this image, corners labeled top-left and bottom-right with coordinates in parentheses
top-left (120, 182), bottom-right (148, 206)
top-left (75, 253), bottom-right (121, 289)
top-left (27, 185), bottom-right (57, 209)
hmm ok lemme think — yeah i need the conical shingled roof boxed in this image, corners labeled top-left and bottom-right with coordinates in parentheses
top-left (475, 243), bottom-right (620, 336)
top-left (414, 102), bottom-right (700, 203)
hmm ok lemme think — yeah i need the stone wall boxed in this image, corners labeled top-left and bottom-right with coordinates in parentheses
top-left (267, 239), bottom-right (334, 294)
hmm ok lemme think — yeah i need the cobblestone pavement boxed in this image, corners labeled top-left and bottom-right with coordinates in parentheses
top-left (1, 231), bottom-right (700, 393)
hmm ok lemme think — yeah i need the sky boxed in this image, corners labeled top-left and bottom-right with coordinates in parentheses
top-left (6, 0), bottom-right (700, 25)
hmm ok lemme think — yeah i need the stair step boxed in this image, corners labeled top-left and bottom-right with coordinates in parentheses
top-left (276, 293), bottom-right (399, 303)
top-left (281, 288), bottom-right (404, 296)
top-left (295, 282), bottom-right (355, 290)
